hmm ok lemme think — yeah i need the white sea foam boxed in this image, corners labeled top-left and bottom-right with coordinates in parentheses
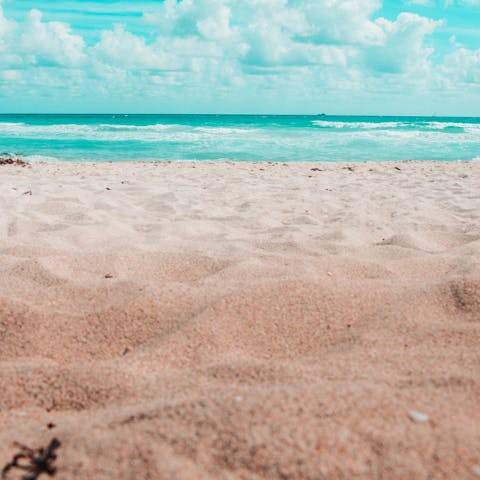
top-left (0, 122), bottom-right (26, 127)
top-left (2, 120), bottom-right (477, 142)
top-left (23, 154), bottom-right (61, 163)
top-left (194, 127), bottom-right (255, 134)
top-left (0, 122), bottom-right (256, 139)
top-left (312, 119), bottom-right (480, 133)
top-left (0, 123), bottom-right (206, 142)
top-left (0, 123), bottom-right (93, 136)
top-left (97, 123), bottom-right (178, 131)
top-left (1, 122), bottom-right (177, 134)
top-left (312, 120), bottom-right (409, 129)
top-left (0, 117), bottom-right (478, 162)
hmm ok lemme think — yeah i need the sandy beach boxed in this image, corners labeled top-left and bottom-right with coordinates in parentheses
top-left (0, 160), bottom-right (479, 479)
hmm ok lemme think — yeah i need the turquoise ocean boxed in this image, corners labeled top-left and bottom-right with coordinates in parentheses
top-left (0, 114), bottom-right (479, 162)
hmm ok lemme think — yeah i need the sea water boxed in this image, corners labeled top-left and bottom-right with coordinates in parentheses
top-left (0, 114), bottom-right (479, 162)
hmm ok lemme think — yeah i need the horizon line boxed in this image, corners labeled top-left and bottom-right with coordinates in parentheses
top-left (0, 113), bottom-right (479, 118)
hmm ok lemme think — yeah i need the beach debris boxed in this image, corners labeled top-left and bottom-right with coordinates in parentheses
top-left (104, 274), bottom-right (113, 279)
top-left (473, 466), bottom-right (480, 476)
top-left (122, 347), bottom-right (131, 356)
top-left (1, 438), bottom-right (61, 480)
top-left (105, 187), bottom-right (111, 191)
top-left (395, 166), bottom-right (402, 171)
top-left (23, 190), bottom-right (32, 196)
top-left (0, 154), bottom-right (28, 167)
top-left (310, 168), bottom-right (323, 172)
top-left (343, 166), bottom-right (355, 171)
top-left (234, 396), bottom-right (243, 403)
top-left (409, 410), bottom-right (430, 423)
top-left (46, 424), bottom-right (56, 430)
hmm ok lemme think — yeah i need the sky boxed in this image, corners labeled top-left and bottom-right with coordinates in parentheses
top-left (0, 0), bottom-right (479, 115)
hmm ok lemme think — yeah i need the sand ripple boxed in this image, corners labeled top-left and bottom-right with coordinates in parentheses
top-left (0, 161), bottom-right (479, 479)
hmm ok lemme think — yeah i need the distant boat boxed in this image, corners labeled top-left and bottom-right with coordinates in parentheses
top-left (317, 113), bottom-right (327, 117)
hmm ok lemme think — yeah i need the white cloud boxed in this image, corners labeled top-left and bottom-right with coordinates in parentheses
top-left (0, 3), bottom-right (15, 47)
top-left (144, 0), bottom-right (237, 40)
top-left (441, 47), bottom-right (480, 84)
top-left (365, 13), bottom-right (441, 73)
top-left (295, 0), bottom-right (385, 46)
top-left (0, 0), bottom-right (478, 113)
top-left (196, 4), bottom-right (233, 40)
top-left (444, 0), bottom-right (480, 5)
top-left (19, 9), bottom-right (85, 67)
top-left (1, 69), bottom-right (22, 81)
top-left (92, 24), bottom-right (174, 70)
top-left (0, 8), bottom-right (85, 68)
top-left (406, 0), bottom-right (433, 5)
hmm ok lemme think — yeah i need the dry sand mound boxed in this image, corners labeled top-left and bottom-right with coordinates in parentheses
top-left (0, 161), bottom-right (479, 479)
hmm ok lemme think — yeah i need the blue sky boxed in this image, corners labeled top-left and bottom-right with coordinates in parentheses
top-left (0, 0), bottom-right (479, 114)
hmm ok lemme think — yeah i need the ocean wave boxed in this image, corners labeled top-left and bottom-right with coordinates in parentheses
top-left (1, 120), bottom-right (478, 141)
top-left (441, 126), bottom-right (464, 133)
top-left (0, 123), bottom-right (93, 136)
top-left (0, 116), bottom-right (478, 162)
top-left (312, 120), bottom-right (407, 129)
top-left (193, 127), bottom-right (255, 134)
top-left (312, 119), bottom-right (479, 134)
top-left (0, 122), bottom-right (257, 137)
top-left (337, 130), bottom-right (475, 144)
top-left (0, 123), bottom-right (206, 142)
top-left (0, 122), bottom-right (26, 127)
top-left (0, 122), bottom-right (262, 143)
top-left (0, 122), bottom-right (180, 134)
top-left (97, 123), bottom-right (179, 131)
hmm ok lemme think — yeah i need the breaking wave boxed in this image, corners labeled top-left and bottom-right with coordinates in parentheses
top-left (0, 115), bottom-right (479, 162)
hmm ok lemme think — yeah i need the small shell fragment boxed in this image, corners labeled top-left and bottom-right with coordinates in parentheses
top-left (409, 410), bottom-right (429, 423)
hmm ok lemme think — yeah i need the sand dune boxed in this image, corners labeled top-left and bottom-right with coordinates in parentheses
top-left (0, 160), bottom-right (479, 479)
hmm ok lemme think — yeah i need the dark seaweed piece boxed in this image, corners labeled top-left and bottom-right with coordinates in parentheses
top-left (1, 438), bottom-right (61, 480)
top-left (0, 154), bottom-right (28, 167)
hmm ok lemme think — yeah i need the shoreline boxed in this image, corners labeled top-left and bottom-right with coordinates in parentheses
top-left (9, 157), bottom-right (480, 165)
